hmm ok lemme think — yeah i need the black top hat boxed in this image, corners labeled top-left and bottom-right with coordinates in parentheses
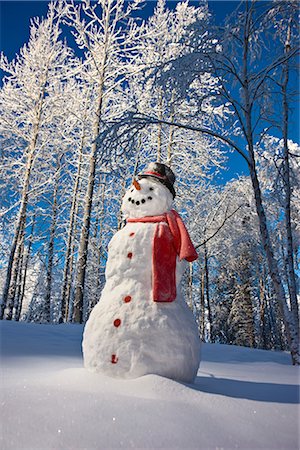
top-left (138, 162), bottom-right (176, 198)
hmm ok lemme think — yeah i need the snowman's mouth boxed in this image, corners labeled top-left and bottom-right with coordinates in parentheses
top-left (128, 196), bottom-right (153, 206)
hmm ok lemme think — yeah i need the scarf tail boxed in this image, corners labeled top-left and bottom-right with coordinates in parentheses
top-left (152, 223), bottom-right (177, 302)
top-left (167, 210), bottom-right (198, 262)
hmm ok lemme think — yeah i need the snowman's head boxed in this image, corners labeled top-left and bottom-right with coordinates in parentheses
top-left (121, 177), bottom-right (174, 219)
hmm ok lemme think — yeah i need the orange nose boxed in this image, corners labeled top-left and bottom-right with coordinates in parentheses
top-left (133, 179), bottom-right (141, 190)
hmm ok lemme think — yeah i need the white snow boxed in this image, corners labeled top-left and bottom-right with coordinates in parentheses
top-left (1, 321), bottom-right (299, 450)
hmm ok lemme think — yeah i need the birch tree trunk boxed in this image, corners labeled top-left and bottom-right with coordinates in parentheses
top-left (248, 132), bottom-right (299, 363)
top-left (73, 73), bottom-right (106, 323)
top-left (13, 243), bottom-right (25, 320)
top-left (132, 135), bottom-right (142, 179)
top-left (89, 182), bottom-right (106, 314)
top-left (188, 262), bottom-right (193, 309)
top-left (6, 233), bottom-right (25, 320)
top-left (241, 3), bottom-right (298, 364)
top-left (0, 65), bottom-right (49, 319)
top-left (167, 92), bottom-right (175, 167)
top-left (117, 179), bottom-right (127, 230)
top-left (157, 89), bottom-right (163, 162)
top-left (44, 156), bottom-right (61, 322)
top-left (1, 143), bottom-right (36, 319)
top-left (65, 209), bottom-right (81, 322)
top-left (5, 231), bottom-right (24, 320)
top-left (200, 269), bottom-right (205, 342)
top-left (281, 21), bottom-right (299, 329)
top-left (204, 242), bottom-right (213, 342)
top-left (61, 127), bottom-right (85, 321)
top-left (259, 273), bottom-right (267, 348)
top-left (15, 215), bottom-right (36, 322)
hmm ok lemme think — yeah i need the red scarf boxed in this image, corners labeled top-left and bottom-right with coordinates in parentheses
top-left (127, 210), bottom-right (198, 302)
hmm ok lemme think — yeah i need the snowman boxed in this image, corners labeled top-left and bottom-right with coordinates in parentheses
top-left (83, 162), bottom-right (201, 383)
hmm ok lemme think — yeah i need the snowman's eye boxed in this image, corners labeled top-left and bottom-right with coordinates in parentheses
top-left (149, 187), bottom-right (154, 191)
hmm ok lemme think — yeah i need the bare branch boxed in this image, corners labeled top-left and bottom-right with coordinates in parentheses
top-left (195, 203), bottom-right (246, 249)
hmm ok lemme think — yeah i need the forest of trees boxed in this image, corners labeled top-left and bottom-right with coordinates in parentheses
top-left (0, 0), bottom-right (299, 363)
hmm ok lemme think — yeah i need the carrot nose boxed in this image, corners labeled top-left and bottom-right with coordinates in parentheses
top-left (133, 179), bottom-right (141, 190)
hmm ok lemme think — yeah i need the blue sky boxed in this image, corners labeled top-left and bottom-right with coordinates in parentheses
top-left (1, 1), bottom-right (239, 60)
top-left (0, 1), bottom-right (298, 183)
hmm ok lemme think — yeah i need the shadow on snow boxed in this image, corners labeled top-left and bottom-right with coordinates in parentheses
top-left (186, 375), bottom-right (299, 405)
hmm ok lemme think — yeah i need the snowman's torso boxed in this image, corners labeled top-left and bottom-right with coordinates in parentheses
top-left (105, 221), bottom-right (155, 293)
top-left (82, 176), bottom-right (201, 383)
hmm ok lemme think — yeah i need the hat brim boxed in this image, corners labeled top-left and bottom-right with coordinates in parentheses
top-left (138, 174), bottom-right (176, 198)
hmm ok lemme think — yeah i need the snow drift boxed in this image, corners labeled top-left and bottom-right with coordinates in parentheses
top-left (1, 321), bottom-right (299, 449)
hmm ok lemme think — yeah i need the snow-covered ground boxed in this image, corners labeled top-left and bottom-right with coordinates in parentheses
top-left (1, 321), bottom-right (299, 450)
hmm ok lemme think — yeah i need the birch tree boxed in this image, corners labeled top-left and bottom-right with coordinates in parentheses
top-left (207, 2), bottom-right (299, 363)
top-left (119, 0), bottom-right (225, 172)
top-left (0, 2), bottom-right (74, 319)
top-left (116, 0), bottom-right (299, 363)
top-left (256, 135), bottom-right (300, 320)
top-left (43, 155), bottom-right (63, 322)
top-left (275, 5), bottom-right (299, 331)
top-left (65, 0), bottom-right (144, 323)
top-left (14, 214), bottom-right (36, 321)
top-left (59, 81), bottom-right (93, 322)
top-left (99, 0), bottom-right (227, 254)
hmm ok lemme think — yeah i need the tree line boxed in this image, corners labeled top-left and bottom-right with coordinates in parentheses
top-left (0, 0), bottom-right (299, 363)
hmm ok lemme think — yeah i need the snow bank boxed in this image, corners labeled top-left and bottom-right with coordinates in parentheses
top-left (1, 321), bottom-right (299, 449)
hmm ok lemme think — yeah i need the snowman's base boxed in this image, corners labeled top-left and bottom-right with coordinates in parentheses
top-left (83, 361), bottom-right (201, 384)
top-left (84, 362), bottom-right (201, 384)
top-left (83, 302), bottom-right (201, 384)
top-left (83, 274), bottom-right (201, 384)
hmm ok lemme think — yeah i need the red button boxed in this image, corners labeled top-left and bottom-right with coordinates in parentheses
top-left (124, 295), bottom-right (132, 303)
top-left (129, 232), bottom-right (135, 237)
top-left (127, 252), bottom-right (133, 259)
top-left (114, 318), bottom-right (121, 327)
top-left (111, 354), bottom-right (118, 364)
